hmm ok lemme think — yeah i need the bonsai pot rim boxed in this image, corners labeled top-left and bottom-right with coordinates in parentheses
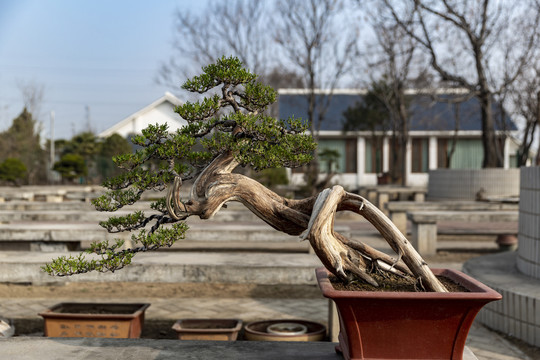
top-left (316, 267), bottom-right (502, 300)
top-left (39, 302), bottom-right (151, 320)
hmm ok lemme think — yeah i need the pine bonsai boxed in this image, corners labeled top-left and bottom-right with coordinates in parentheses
top-left (44, 56), bottom-right (446, 292)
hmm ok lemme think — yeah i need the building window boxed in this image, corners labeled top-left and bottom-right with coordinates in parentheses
top-left (437, 138), bottom-right (450, 168)
top-left (292, 138), bottom-right (357, 174)
top-left (318, 138), bottom-right (357, 173)
top-left (411, 138), bottom-right (429, 173)
top-left (345, 138), bottom-right (357, 173)
top-left (438, 138), bottom-right (483, 169)
top-left (365, 138), bottom-right (383, 174)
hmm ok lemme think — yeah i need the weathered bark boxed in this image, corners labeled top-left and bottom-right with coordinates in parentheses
top-left (167, 152), bottom-right (448, 292)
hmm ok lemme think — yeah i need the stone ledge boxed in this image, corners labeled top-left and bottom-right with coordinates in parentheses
top-left (0, 337), bottom-right (478, 360)
top-left (0, 251), bottom-right (321, 285)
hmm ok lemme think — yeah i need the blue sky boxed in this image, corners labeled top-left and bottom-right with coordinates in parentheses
top-left (0, 0), bottom-right (207, 140)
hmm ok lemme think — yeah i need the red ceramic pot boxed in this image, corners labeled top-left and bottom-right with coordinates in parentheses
top-left (316, 268), bottom-right (501, 360)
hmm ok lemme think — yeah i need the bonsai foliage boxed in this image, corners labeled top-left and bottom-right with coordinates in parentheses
top-left (44, 56), bottom-right (446, 292)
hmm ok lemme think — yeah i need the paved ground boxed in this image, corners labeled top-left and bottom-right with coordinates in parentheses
top-left (1, 296), bottom-right (532, 359)
top-left (0, 253), bottom-right (532, 359)
top-left (0, 201), bottom-right (531, 359)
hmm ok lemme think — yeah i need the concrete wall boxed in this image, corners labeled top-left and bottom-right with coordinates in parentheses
top-left (517, 167), bottom-right (540, 278)
top-left (427, 168), bottom-right (520, 200)
top-left (465, 167), bottom-right (540, 348)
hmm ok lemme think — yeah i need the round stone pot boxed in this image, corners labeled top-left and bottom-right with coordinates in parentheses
top-left (244, 319), bottom-right (326, 342)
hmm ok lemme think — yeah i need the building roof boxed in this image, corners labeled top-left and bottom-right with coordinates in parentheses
top-left (278, 89), bottom-right (517, 132)
top-left (99, 92), bottom-right (183, 138)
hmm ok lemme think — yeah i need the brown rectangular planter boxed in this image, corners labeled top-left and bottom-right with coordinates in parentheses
top-left (172, 319), bottom-right (242, 341)
top-left (316, 267), bottom-right (502, 360)
top-left (39, 302), bottom-right (150, 338)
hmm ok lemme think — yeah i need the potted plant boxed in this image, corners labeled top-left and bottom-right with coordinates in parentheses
top-left (43, 56), bottom-right (500, 359)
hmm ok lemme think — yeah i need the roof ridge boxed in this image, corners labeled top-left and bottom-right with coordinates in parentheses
top-left (278, 88), bottom-right (470, 95)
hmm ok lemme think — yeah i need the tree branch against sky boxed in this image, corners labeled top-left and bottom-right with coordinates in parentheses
top-left (274, 0), bottom-right (360, 136)
top-left (157, 0), bottom-right (274, 90)
top-left (359, 2), bottom-right (427, 185)
top-left (510, 64), bottom-right (540, 166)
top-left (273, 0), bottom-right (360, 193)
top-left (383, 0), bottom-right (540, 168)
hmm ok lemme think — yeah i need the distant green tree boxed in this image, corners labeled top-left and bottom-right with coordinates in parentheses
top-left (342, 82), bottom-right (391, 133)
top-left (97, 133), bottom-right (133, 180)
top-left (100, 134), bottom-right (132, 157)
top-left (57, 132), bottom-right (100, 183)
top-left (252, 167), bottom-right (289, 189)
top-left (318, 148), bottom-right (340, 174)
top-left (66, 132), bottom-right (99, 160)
top-left (0, 108), bottom-right (46, 184)
top-left (53, 154), bottom-right (87, 182)
top-left (0, 158), bottom-right (27, 186)
top-left (343, 79), bottom-right (408, 184)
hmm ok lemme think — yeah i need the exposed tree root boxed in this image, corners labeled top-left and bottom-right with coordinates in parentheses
top-left (166, 153), bottom-right (448, 292)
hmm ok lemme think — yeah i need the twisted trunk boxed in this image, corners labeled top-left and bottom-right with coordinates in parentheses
top-left (167, 152), bottom-right (447, 292)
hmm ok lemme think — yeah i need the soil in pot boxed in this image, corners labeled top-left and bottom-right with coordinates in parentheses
top-left (267, 322), bottom-right (308, 336)
top-left (52, 303), bottom-right (145, 314)
top-left (330, 271), bottom-right (469, 293)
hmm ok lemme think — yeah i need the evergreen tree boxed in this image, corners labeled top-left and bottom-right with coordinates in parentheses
top-left (53, 154), bottom-right (87, 182)
top-left (97, 133), bottom-right (133, 180)
top-left (1, 108), bottom-right (46, 184)
top-left (0, 158), bottom-right (27, 186)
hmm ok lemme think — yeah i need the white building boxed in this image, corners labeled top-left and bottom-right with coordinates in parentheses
top-left (279, 89), bottom-right (522, 189)
top-left (99, 92), bottom-right (184, 138)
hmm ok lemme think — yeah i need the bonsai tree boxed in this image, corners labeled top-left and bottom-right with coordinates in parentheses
top-left (44, 56), bottom-right (447, 292)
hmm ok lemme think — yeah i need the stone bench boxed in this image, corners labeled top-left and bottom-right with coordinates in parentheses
top-left (387, 201), bottom-right (519, 235)
top-left (0, 186), bottom-right (105, 203)
top-left (407, 210), bottom-right (518, 256)
top-left (0, 220), bottom-right (347, 253)
top-left (359, 186), bottom-right (427, 216)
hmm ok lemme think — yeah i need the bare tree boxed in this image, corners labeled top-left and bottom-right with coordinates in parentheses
top-left (273, 0), bottom-right (360, 193)
top-left (361, 3), bottom-right (425, 185)
top-left (511, 65), bottom-right (540, 166)
top-left (157, 0), bottom-right (273, 88)
top-left (383, 0), bottom-right (540, 168)
top-left (17, 80), bottom-right (45, 122)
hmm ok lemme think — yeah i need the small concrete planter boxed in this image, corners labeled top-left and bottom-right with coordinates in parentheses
top-left (316, 268), bottom-right (501, 360)
top-left (172, 319), bottom-right (242, 341)
top-left (39, 302), bottom-right (150, 338)
top-left (244, 319), bottom-right (326, 342)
